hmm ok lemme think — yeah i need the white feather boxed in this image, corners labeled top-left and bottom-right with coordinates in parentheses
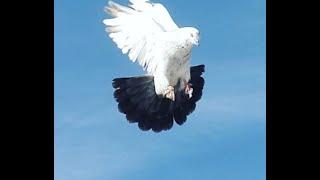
top-left (103, 0), bottom-right (179, 74)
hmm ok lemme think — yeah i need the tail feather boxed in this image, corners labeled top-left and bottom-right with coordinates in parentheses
top-left (190, 64), bottom-right (205, 77)
top-left (112, 65), bottom-right (205, 132)
top-left (173, 106), bottom-right (187, 125)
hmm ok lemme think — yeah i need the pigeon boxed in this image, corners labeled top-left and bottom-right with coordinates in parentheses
top-left (103, 0), bottom-right (205, 132)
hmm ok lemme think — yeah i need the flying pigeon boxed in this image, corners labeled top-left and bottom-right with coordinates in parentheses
top-left (103, 0), bottom-right (205, 132)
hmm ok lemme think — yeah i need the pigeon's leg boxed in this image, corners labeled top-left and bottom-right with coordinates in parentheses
top-left (164, 85), bottom-right (175, 101)
top-left (154, 73), bottom-right (174, 100)
top-left (184, 80), bottom-right (193, 99)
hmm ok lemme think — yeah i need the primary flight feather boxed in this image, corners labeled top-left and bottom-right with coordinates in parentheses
top-left (103, 0), bottom-right (205, 132)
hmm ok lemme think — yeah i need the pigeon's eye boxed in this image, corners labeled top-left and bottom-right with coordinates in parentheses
top-left (191, 33), bottom-right (194, 38)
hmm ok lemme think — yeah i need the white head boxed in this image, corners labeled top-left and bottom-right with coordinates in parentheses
top-left (181, 27), bottom-right (200, 46)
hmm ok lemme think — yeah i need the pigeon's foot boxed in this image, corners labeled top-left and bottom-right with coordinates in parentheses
top-left (164, 85), bottom-right (175, 101)
top-left (185, 83), bottom-right (193, 99)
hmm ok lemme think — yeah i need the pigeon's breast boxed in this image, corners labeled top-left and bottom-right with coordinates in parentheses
top-left (164, 45), bottom-right (192, 88)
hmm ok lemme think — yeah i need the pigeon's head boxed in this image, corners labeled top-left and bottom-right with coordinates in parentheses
top-left (183, 27), bottom-right (200, 46)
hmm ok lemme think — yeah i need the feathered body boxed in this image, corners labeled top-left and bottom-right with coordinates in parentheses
top-left (103, 0), bottom-right (204, 132)
top-left (152, 28), bottom-right (198, 94)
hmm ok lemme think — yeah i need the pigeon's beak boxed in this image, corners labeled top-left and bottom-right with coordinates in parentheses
top-left (195, 33), bottom-right (200, 46)
top-left (194, 38), bottom-right (199, 46)
top-left (195, 39), bottom-right (199, 46)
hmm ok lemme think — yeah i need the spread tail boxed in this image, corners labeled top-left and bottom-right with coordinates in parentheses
top-left (112, 65), bottom-right (205, 132)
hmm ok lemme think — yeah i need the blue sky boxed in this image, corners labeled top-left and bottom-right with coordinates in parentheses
top-left (54, 0), bottom-right (266, 179)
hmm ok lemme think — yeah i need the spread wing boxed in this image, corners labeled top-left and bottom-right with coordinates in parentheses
top-left (103, 0), bottom-right (179, 74)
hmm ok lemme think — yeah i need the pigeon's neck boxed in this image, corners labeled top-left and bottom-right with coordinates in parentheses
top-left (176, 39), bottom-right (193, 54)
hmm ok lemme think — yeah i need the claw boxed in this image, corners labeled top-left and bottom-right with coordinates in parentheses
top-left (185, 83), bottom-right (193, 99)
top-left (164, 85), bottom-right (175, 101)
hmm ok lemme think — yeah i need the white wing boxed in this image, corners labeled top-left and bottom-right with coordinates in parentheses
top-left (103, 0), bottom-right (179, 74)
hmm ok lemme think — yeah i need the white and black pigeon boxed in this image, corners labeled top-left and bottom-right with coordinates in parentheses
top-left (103, 0), bottom-right (205, 132)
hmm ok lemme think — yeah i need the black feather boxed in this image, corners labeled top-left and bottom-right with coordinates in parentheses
top-left (112, 65), bottom-right (205, 132)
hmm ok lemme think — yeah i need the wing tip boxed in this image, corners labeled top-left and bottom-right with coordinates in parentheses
top-left (102, 19), bottom-right (114, 26)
